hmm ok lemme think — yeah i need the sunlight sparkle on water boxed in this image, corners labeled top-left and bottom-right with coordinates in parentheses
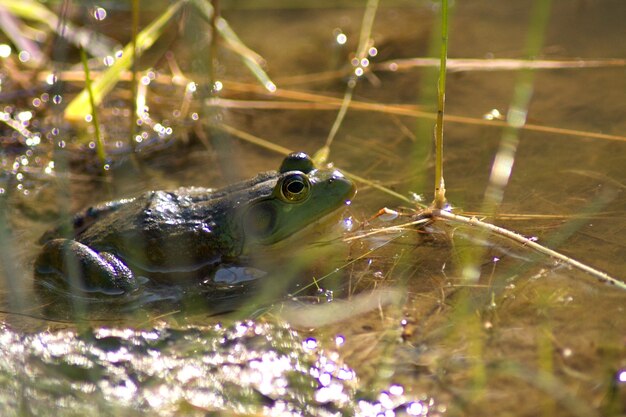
top-left (25, 135), bottom-right (41, 146)
top-left (0, 44), bottom-right (11, 58)
top-left (484, 108), bottom-right (503, 120)
top-left (303, 337), bottom-right (318, 350)
top-left (265, 81), bottom-right (277, 92)
top-left (406, 401), bottom-right (424, 415)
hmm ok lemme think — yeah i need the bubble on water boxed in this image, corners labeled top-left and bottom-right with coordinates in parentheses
top-left (368, 47), bottom-right (378, 57)
top-left (103, 56), bottom-right (115, 66)
top-left (52, 95), bottom-right (62, 105)
top-left (93, 7), bottom-right (107, 21)
top-left (18, 50), bottom-right (31, 63)
top-left (336, 33), bottom-right (347, 45)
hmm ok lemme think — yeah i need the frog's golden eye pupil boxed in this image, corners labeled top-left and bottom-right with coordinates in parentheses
top-left (280, 174), bottom-right (310, 202)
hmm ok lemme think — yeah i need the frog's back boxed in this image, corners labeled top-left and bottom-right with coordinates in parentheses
top-left (74, 190), bottom-right (237, 274)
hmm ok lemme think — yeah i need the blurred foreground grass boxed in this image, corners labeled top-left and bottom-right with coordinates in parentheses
top-left (0, 1), bottom-right (625, 416)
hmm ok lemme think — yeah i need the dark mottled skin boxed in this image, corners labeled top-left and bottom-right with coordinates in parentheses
top-left (34, 154), bottom-right (355, 294)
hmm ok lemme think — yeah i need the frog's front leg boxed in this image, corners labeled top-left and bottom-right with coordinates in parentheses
top-left (35, 239), bottom-right (136, 294)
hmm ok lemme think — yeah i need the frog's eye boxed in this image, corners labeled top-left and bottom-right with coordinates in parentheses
top-left (279, 173), bottom-right (310, 202)
top-left (279, 152), bottom-right (315, 174)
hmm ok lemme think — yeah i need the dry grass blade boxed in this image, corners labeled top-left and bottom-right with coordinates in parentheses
top-left (432, 209), bottom-right (626, 291)
top-left (375, 57), bottom-right (626, 72)
top-left (211, 82), bottom-right (626, 143)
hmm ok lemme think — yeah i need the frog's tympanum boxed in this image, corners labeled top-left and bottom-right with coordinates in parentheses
top-left (35, 153), bottom-right (355, 295)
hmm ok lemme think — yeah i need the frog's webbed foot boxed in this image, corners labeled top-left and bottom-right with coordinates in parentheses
top-left (35, 239), bottom-right (135, 295)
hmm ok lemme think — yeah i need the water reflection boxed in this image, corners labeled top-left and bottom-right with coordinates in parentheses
top-left (0, 320), bottom-right (438, 417)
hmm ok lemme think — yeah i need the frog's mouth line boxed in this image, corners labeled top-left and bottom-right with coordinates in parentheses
top-left (248, 205), bottom-right (352, 256)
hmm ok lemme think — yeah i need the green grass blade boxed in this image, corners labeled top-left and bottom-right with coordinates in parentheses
top-left (432, 0), bottom-right (448, 209)
top-left (190, 0), bottom-right (275, 91)
top-left (0, 0), bottom-right (116, 58)
top-left (79, 48), bottom-right (106, 167)
top-left (0, 0), bottom-right (58, 25)
top-left (64, 0), bottom-right (184, 121)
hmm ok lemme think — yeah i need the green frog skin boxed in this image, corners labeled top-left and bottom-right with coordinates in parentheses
top-left (34, 153), bottom-right (356, 295)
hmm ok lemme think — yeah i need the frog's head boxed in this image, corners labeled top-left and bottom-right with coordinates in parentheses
top-left (239, 152), bottom-right (355, 250)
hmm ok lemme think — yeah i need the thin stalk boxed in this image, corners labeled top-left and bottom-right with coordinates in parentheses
top-left (315, 0), bottom-right (378, 165)
top-left (79, 48), bottom-right (106, 169)
top-left (432, 0), bottom-right (448, 209)
top-left (129, 0), bottom-right (139, 148)
top-left (432, 209), bottom-right (626, 291)
top-left (209, 0), bottom-right (219, 93)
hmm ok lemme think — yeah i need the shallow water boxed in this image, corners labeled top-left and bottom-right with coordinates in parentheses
top-left (1, 0), bottom-right (626, 416)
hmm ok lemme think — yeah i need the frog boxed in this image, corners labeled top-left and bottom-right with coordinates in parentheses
top-left (34, 152), bottom-right (356, 295)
